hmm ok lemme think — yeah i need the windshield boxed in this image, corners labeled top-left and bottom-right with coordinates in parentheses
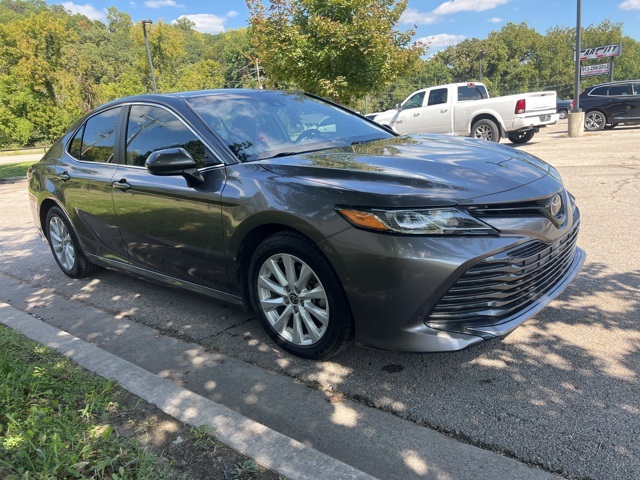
top-left (186, 91), bottom-right (393, 162)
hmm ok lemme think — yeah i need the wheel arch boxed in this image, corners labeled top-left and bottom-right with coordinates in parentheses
top-left (230, 214), bottom-right (342, 303)
top-left (586, 108), bottom-right (608, 120)
top-left (469, 113), bottom-right (506, 137)
top-left (38, 197), bottom-right (66, 238)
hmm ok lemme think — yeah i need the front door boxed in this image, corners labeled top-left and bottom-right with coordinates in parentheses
top-left (393, 91), bottom-right (426, 134)
top-left (111, 104), bottom-right (229, 292)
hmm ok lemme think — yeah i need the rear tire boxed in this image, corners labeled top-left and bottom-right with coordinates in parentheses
top-left (46, 206), bottom-right (100, 278)
top-left (584, 111), bottom-right (606, 131)
top-left (471, 119), bottom-right (500, 142)
top-left (247, 231), bottom-right (353, 359)
top-left (508, 130), bottom-right (535, 145)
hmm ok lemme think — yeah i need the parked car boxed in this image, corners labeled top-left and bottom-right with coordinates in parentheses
top-left (27, 89), bottom-right (584, 359)
top-left (576, 80), bottom-right (640, 131)
top-left (557, 99), bottom-right (572, 119)
top-left (373, 82), bottom-right (559, 144)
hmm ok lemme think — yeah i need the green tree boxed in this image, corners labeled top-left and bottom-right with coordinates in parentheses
top-left (176, 59), bottom-right (225, 91)
top-left (205, 28), bottom-right (259, 88)
top-left (247, 0), bottom-right (425, 104)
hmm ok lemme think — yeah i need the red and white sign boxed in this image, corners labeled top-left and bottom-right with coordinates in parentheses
top-left (579, 44), bottom-right (622, 61)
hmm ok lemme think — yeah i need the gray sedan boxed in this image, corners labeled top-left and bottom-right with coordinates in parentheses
top-left (27, 89), bottom-right (585, 359)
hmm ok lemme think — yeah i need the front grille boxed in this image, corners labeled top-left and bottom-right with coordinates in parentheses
top-left (427, 210), bottom-right (580, 327)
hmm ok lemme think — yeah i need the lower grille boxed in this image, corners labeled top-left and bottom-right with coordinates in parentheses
top-left (427, 211), bottom-right (580, 327)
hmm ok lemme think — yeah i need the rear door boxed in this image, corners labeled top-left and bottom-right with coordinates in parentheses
top-left (58, 106), bottom-right (127, 262)
top-left (419, 87), bottom-right (451, 134)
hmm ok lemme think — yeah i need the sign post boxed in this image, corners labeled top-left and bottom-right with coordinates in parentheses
top-left (569, 0), bottom-right (584, 138)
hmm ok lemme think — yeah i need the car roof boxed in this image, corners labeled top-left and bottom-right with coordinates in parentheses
top-left (588, 80), bottom-right (640, 88)
top-left (97, 89), bottom-right (296, 111)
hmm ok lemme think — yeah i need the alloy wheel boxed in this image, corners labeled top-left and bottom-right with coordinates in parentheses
top-left (49, 216), bottom-right (76, 271)
top-left (256, 253), bottom-right (329, 346)
top-left (474, 124), bottom-right (493, 140)
top-left (585, 111), bottom-right (605, 131)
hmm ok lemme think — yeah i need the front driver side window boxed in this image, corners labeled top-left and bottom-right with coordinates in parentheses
top-left (403, 92), bottom-right (425, 110)
top-left (126, 105), bottom-right (216, 168)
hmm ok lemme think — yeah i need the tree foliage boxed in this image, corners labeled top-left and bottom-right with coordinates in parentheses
top-left (0, 1), bottom-right (639, 147)
top-left (0, 1), bottom-right (261, 147)
top-left (247, 0), bottom-right (425, 103)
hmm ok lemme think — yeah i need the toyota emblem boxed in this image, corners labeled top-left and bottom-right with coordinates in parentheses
top-left (550, 194), bottom-right (562, 217)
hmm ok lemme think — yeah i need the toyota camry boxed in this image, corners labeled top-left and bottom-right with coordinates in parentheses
top-left (27, 89), bottom-right (585, 359)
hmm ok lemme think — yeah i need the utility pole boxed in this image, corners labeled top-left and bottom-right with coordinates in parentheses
top-left (255, 58), bottom-right (262, 89)
top-left (142, 20), bottom-right (158, 94)
top-left (568, 0), bottom-right (584, 137)
top-left (572, 1), bottom-right (582, 113)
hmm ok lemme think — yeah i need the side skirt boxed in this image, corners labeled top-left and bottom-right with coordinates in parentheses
top-left (86, 254), bottom-right (246, 308)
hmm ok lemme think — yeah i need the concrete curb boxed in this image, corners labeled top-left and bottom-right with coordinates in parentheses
top-left (0, 303), bottom-right (377, 480)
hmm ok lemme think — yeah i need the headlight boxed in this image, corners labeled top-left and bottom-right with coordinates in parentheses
top-left (336, 207), bottom-right (496, 235)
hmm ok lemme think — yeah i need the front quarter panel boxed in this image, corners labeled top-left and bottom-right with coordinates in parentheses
top-left (222, 162), bottom-right (374, 295)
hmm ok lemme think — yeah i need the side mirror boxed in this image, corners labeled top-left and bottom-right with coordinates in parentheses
top-left (145, 148), bottom-right (204, 187)
top-left (395, 103), bottom-right (401, 110)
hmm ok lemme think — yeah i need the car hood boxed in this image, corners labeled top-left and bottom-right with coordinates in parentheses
top-left (259, 135), bottom-right (554, 207)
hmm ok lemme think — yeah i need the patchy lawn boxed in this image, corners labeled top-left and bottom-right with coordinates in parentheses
top-left (0, 326), bottom-right (283, 479)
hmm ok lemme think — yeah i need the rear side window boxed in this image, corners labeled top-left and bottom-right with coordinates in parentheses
top-left (428, 88), bottom-right (448, 106)
top-left (608, 84), bottom-right (632, 96)
top-left (125, 105), bottom-right (215, 168)
top-left (589, 86), bottom-right (608, 96)
top-left (68, 107), bottom-right (121, 163)
top-left (457, 85), bottom-right (488, 101)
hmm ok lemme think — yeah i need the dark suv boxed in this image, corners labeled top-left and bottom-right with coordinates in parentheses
top-left (575, 80), bottom-right (640, 131)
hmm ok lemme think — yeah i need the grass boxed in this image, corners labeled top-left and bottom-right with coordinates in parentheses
top-left (0, 326), bottom-right (176, 480)
top-left (0, 162), bottom-right (34, 179)
top-left (0, 326), bottom-right (285, 479)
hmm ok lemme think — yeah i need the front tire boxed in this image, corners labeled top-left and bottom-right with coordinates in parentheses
top-left (584, 111), bottom-right (606, 131)
top-left (471, 119), bottom-right (500, 142)
top-left (46, 206), bottom-right (100, 278)
top-left (508, 130), bottom-right (535, 144)
top-left (248, 231), bottom-right (353, 359)
top-left (558, 109), bottom-right (568, 120)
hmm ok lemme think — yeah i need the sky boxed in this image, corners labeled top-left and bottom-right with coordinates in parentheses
top-left (50, 0), bottom-right (640, 52)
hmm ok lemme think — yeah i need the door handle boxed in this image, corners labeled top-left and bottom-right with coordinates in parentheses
top-left (111, 179), bottom-right (132, 191)
top-left (413, 112), bottom-right (420, 117)
top-left (440, 109), bottom-right (448, 113)
top-left (57, 171), bottom-right (71, 182)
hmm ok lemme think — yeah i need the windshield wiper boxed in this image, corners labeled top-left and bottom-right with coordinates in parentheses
top-left (269, 152), bottom-right (298, 158)
top-left (268, 147), bottom-right (332, 159)
top-left (351, 138), bottom-right (381, 146)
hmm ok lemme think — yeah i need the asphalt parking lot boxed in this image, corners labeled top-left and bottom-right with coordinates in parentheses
top-left (1, 121), bottom-right (638, 479)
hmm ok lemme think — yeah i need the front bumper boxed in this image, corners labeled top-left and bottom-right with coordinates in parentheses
top-left (320, 204), bottom-right (583, 353)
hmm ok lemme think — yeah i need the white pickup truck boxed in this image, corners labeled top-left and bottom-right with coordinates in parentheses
top-left (373, 82), bottom-right (559, 144)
